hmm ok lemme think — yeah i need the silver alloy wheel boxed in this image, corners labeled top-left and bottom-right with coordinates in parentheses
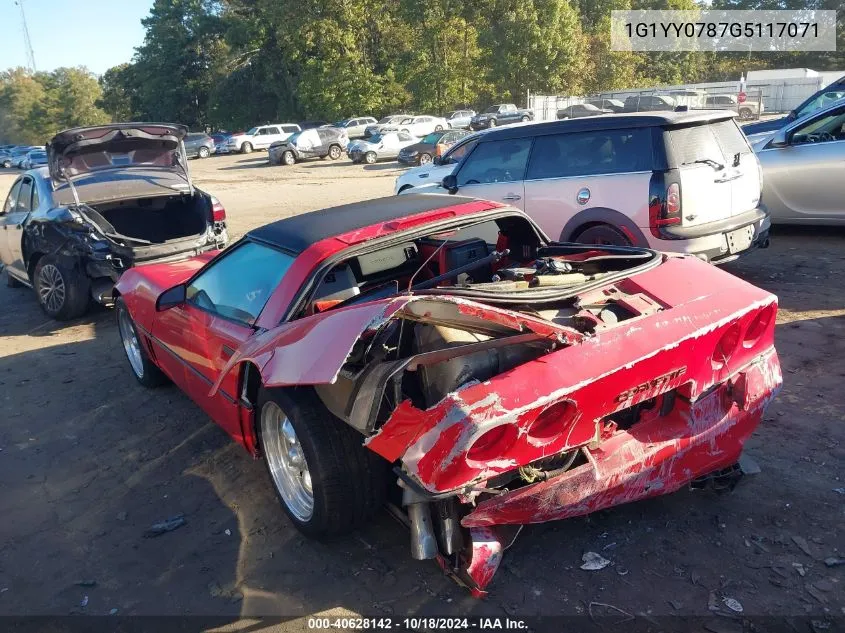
top-left (198, 146), bottom-right (209, 158)
top-left (329, 145), bottom-right (341, 159)
top-left (419, 153), bottom-right (432, 165)
top-left (365, 152), bottom-right (377, 164)
top-left (261, 401), bottom-right (314, 521)
top-left (38, 264), bottom-right (65, 314)
top-left (488, 119), bottom-right (497, 127)
top-left (283, 151), bottom-right (296, 165)
top-left (118, 308), bottom-right (145, 379)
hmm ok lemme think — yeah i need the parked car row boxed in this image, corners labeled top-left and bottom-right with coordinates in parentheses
top-left (0, 145), bottom-right (45, 169)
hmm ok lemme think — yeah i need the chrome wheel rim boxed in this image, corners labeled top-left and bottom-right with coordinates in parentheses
top-left (419, 153), bottom-right (432, 165)
top-left (365, 153), bottom-right (376, 164)
top-left (329, 146), bottom-right (340, 159)
top-left (261, 402), bottom-right (313, 521)
top-left (118, 308), bottom-right (144, 378)
top-left (284, 152), bottom-right (295, 165)
top-left (38, 264), bottom-right (65, 314)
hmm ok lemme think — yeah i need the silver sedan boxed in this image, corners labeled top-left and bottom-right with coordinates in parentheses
top-left (753, 98), bottom-right (845, 225)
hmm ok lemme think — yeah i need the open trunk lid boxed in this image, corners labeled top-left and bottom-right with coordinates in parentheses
top-left (47, 123), bottom-right (192, 193)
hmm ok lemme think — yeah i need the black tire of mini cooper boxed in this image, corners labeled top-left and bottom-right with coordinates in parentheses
top-left (364, 151), bottom-right (377, 165)
top-left (418, 153), bottom-right (432, 165)
top-left (257, 387), bottom-right (389, 539)
top-left (33, 255), bottom-right (89, 320)
top-left (198, 146), bottom-right (210, 158)
top-left (115, 296), bottom-right (169, 388)
top-left (328, 144), bottom-right (342, 160)
top-left (575, 224), bottom-right (633, 247)
top-left (282, 150), bottom-right (296, 166)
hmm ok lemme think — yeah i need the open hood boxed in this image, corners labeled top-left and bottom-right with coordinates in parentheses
top-left (47, 123), bottom-right (190, 187)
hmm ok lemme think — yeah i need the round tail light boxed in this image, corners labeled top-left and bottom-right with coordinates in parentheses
top-left (712, 323), bottom-right (742, 369)
top-left (466, 424), bottom-right (518, 463)
top-left (743, 305), bottom-right (775, 348)
top-left (527, 400), bottom-right (578, 444)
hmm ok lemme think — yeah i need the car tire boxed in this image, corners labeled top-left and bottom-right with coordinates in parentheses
top-left (116, 296), bottom-right (169, 388)
top-left (1, 159), bottom-right (11, 169)
top-left (434, 125), bottom-right (443, 132)
top-left (328, 144), bottom-right (342, 160)
top-left (198, 146), bottom-right (210, 158)
top-left (520, 116), bottom-right (529, 122)
top-left (418, 153), bottom-right (432, 165)
top-left (488, 118), bottom-right (497, 128)
top-left (364, 151), bottom-right (377, 165)
top-left (574, 224), bottom-right (633, 247)
top-left (739, 108), bottom-right (753, 120)
top-left (257, 387), bottom-right (389, 539)
top-left (241, 142), bottom-right (253, 154)
top-left (282, 151), bottom-right (296, 166)
top-left (33, 255), bottom-right (89, 321)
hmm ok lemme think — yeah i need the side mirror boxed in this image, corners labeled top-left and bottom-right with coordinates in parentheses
top-left (442, 174), bottom-right (459, 194)
top-left (156, 284), bottom-right (186, 311)
top-left (768, 129), bottom-right (788, 149)
top-left (433, 155), bottom-right (442, 166)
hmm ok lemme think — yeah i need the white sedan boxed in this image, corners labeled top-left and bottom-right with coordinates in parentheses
top-left (382, 115), bottom-right (450, 137)
top-left (348, 132), bottom-right (418, 164)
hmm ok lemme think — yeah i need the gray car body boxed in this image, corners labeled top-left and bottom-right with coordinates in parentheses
top-left (753, 97), bottom-right (845, 225)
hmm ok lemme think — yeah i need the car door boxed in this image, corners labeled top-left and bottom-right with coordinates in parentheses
top-left (756, 104), bottom-right (845, 223)
top-left (523, 128), bottom-right (653, 241)
top-left (0, 178), bottom-right (23, 269)
top-left (1, 176), bottom-right (36, 279)
top-left (152, 240), bottom-right (296, 440)
top-left (451, 137), bottom-right (531, 210)
top-left (258, 126), bottom-right (281, 149)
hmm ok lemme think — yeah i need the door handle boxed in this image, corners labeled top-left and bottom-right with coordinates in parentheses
top-left (502, 194), bottom-right (522, 201)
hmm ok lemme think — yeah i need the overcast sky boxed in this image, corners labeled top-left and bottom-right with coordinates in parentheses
top-left (0, 0), bottom-right (153, 75)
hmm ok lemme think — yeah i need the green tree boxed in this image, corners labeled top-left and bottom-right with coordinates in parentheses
top-left (97, 63), bottom-right (140, 122)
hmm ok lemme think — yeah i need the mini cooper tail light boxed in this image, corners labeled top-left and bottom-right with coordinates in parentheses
top-left (665, 182), bottom-right (681, 218)
top-left (648, 177), bottom-right (682, 238)
top-left (210, 197), bottom-right (226, 222)
top-left (466, 424), bottom-right (519, 463)
top-left (743, 304), bottom-right (775, 348)
top-left (527, 400), bottom-right (578, 443)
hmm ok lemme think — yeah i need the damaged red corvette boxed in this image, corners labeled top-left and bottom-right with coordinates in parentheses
top-left (114, 194), bottom-right (782, 595)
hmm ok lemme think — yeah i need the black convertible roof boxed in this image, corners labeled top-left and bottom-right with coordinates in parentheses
top-left (247, 193), bottom-right (487, 254)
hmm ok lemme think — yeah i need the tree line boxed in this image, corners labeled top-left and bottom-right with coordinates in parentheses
top-left (1, 0), bottom-right (842, 144)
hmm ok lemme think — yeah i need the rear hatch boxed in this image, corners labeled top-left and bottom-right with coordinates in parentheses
top-left (663, 116), bottom-right (760, 228)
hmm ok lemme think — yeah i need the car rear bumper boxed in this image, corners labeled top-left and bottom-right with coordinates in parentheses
top-left (646, 207), bottom-right (770, 263)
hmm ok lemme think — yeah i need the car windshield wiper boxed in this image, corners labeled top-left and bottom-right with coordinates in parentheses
top-left (682, 158), bottom-right (724, 170)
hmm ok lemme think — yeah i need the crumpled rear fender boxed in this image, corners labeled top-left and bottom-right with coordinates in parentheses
top-left (208, 295), bottom-right (579, 397)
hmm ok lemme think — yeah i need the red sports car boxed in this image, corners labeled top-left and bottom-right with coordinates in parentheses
top-left (114, 194), bottom-right (782, 595)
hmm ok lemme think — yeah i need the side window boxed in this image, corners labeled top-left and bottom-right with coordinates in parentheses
top-left (31, 184), bottom-right (39, 210)
top-left (16, 178), bottom-right (33, 213)
top-left (350, 119), bottom-right (362, 127)
top-left (282, 125), bottom-right (299, 134)
top-left (186, 241), bottom-right (295, 324)
top-left (3, 180), bottom-right (22, 214)
top-left (457, 138), bottom-right (532, 185)
top-left (796, 90), bottom-right (845, 118)
top-left (265, 127), bottom-right (280, 135)
top-left (443, 139), bottom-right (478, 164)
top-left (790, 107), bottom-right (845, 145)
top-left (526, 128), bottom-right (653, 180)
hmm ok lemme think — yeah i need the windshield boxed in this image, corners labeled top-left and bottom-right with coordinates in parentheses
top-left (484, 106), bottom-right (500, 113)
top-left (379, 116), bottom-right (399, 124)
top-left (796, 91), bottom-right (845, 118)
top-left (335, 120), bottom-right (349, 127)
top-left (245, 127), bottom-right (258, 136)
top-left (422, 132), bottom-right (444, 144)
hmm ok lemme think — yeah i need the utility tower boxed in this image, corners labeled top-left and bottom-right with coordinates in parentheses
top-left (15, 0), bottom-right (37, 72)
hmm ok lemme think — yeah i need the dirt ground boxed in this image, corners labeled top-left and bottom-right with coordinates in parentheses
top-left (0, 152), bottom-right (843, 627)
